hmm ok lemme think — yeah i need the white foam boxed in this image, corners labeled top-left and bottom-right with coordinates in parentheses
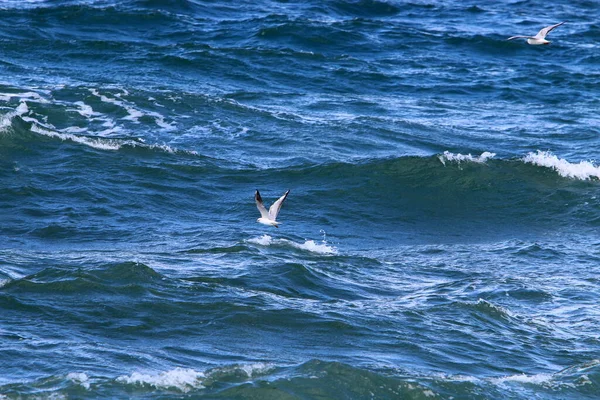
top-left (213, 362), bottom-right (275, 379)
top-left (15, 102), bottom-right (29, 115)
top-left (439, 151), bottom-right (496, 165)
top-left (97, 125), bottom-right (125, 137)
top-left (523, 151), bottom-right (600, 180)
top-left (30, 124), bottom-right (122, 151)
top-left (117, 368), bottom-right (205, 393)
top-left (25, 118), bottom-right (197, 156)
top-left (248, 235), bottom-right (337, 255)
top-left (287, 239), bottom-right (338, 255)
top-left (238, 362), bottom-right (273, 377)
top-left (248, 234), bottom-right (273, 246)
top-left (90, 89), bottom-right (175, 129)
top-left (71, 101), bottom-right (98, 118)
top-left (91, 89), bottom-right (143, 123)
top-left (146, 110), bottom-right (177, 131)
top-left (67, 372), bottom-right (90, 390)
top-left (491, 372), bottom-right (554, 386)
top-left (0, 91), bottom-right (49, 104)
top-left (123, 107), bottom-right (144, 122)
top-left (0, 101), bottom-right (29, 131)
top-left (62, 126), bottom-right (88, 134)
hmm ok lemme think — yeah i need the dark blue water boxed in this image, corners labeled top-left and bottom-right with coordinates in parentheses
top-left (1, 1), bottom-right (599, 398)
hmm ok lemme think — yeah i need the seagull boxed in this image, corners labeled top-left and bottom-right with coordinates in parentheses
top-left (507, 22), bottom-right (565, 45)
top-left (255, 189), bottom-right (290, 228)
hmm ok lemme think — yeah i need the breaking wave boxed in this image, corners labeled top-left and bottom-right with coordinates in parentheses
top-left (524, 150), bottom-right (600, 181)
top-left (247, 234), bottom-right (338, 255)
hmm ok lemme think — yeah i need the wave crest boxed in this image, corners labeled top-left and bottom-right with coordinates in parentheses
top-left (117, 368), bottom-right (205, 393)
top-left (438, 151), bottom-right (496, 165)
top-left (524, 151), bottom-right (600, 180)
top-left (248, 235), bottom-right (338, 255)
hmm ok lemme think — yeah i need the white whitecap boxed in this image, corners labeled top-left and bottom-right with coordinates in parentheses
top-left (523, 151), bottom-right (600, 180)
top-left (67, 372), bottom-right (90, 390)
top-left (285, 239), bottom-right (338, 255)
top-left (0, 91), bottom-right (49, 104)
top-left (90, 89), bottom-right (175, 129)
top-left (248, 234), bottom-right (273, 246)
top-left (71, 101), bottom-right (98, 118)
top-left (213, 362), bottom-right (275, 379)
top-left (439, 151), bottom-right (496, 166)
top-left (248, 235), bottom-right (337, 255)
top-left (30, 124), bottom-right (122, 151)
top-left (238, 362), bottom-right (273, 377)
top-left (0, 101), bottom-right (30, 131)
top-left (490, 372), bottom-right (554, 386)
top-left (116, 368), bottom-right (205, 393)
top-left (15, 101), bottom-right (29, 115)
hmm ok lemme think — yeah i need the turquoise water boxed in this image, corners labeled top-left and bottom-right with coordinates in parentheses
top-left (1, 1), bottom-right (599, 398)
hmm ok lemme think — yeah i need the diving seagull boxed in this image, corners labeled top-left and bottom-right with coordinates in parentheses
top-left (255, 189), bottom-right (290, 228)
top-left (507, 22), bottom-right (565, 45)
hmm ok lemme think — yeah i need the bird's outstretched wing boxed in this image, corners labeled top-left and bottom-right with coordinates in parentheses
top-left (255, 190), bottom-right (270, 219)
top-left (507, 35), bottom-right (533, 41)
top-left (268, 190), bottom-right (290, 220)
top-left (535, 22), bottom-right (565, 39)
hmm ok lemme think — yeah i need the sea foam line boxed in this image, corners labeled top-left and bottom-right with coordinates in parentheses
top-left (0, 91), bottom-right (50, 104)
top-left (25, 117), bottom-right (196, 155)
top-left (523, 151), bottom-right (600, 180)
top-left (90, 89), bottom-right (176, 130)
top-left (30, 123), bottom-right (122, 151)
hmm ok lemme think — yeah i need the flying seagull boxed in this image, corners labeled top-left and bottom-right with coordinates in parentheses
top-left (507, 22), bottom-right (565, 45)
top-left (255, 189), bottom-right (290, 228)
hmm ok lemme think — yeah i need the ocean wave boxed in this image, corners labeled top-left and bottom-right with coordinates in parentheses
top-left (0, 85), bottom-right (177, 141)
top-left (490, 359), bottom-right (600, 391)
top-left (473, 298), bottom-right (516, 320)
top-left (13, 113), bottom-right (198, 156)
top-left (113, 360), bottom-right (439, 397)
top-left (30, 123), bottom-right (122, 151)
top-left (116, 362), bottom-right (276, 393)
top-left (287, 150), bottom-right (600, 187)
top-left (524, 150), bottom-right (600, 180)
top-left (2, 359), bottom-right (598, 398)
top-left (4, 262), bottom-right (164, 295)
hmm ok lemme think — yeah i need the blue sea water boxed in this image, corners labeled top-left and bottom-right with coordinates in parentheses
top-left (1, 0), bottom-right (599, 398)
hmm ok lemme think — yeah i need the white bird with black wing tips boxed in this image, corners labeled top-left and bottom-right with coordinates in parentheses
top-left (507, 22), bottom-right (565, 45)
top-left (255, 189), bottom-right (290, 228)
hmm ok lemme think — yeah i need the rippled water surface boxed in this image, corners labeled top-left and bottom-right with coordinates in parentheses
top-left (1, 0), bottom-right (599, 398)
